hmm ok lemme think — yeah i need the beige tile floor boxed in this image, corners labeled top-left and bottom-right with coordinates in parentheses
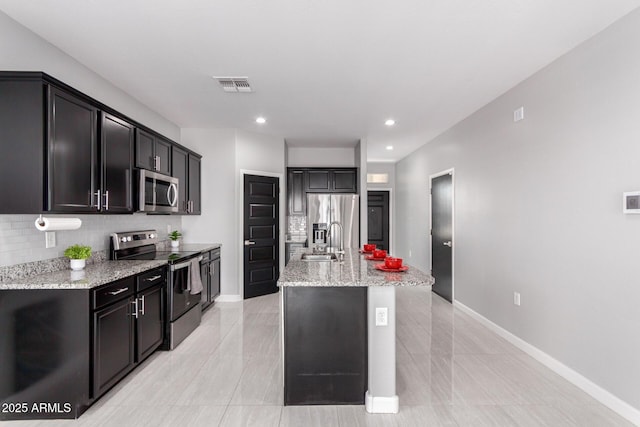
top-left (12, 287), bottom-right (632, 426)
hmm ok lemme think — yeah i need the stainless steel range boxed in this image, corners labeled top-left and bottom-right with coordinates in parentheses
top-left (110, 230), bottom-right (202, 350)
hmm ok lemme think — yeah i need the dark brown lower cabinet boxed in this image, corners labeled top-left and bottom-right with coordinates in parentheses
top-left (284, 286), bottom-right (367, 405)
top-left (92, 295), bottom-right (136, 397)
top-left (92, 269), bottom-right (165, 398)
top-left (136, 284), bottom-right (164, 361)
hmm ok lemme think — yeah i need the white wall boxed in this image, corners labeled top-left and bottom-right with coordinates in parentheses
top-left (0, 11), bottom-right (180, 140)
top-left (0, 10), bottom-right (183, 268)
top-left (181, 128), bottom-right (237, 297)
top-left (287, 146), bottom-right (356, 167)
top-left (396, 9), bottom-right (640, 416)
top-left (181, 129), bottom-right (285, 299)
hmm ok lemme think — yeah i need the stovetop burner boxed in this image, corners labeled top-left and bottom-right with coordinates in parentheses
top-left (110, 230), bottom-right (200, 264)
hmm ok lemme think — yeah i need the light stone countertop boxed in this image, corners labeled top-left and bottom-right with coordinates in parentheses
top-left (178, 243), bottom-right (222, 253)
top-left (0, 260), bottom-right (167, 290)
top-left (278, 249), bottom-right (435, 287)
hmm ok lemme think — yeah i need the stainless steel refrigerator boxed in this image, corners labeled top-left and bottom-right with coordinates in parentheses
top-left (307, 194), bottom-right (359, 251)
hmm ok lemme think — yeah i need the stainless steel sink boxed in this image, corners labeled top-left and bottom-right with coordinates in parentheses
top-left (301, 253), bottom-right (338, 262)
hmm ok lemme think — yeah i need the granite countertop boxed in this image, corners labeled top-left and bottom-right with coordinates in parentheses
top-left (0, 260), bottom-right (167, 290)
top-left (278, 249), bottom-right (435, 287)
top-left (178, 243), bottom-right (222, 252)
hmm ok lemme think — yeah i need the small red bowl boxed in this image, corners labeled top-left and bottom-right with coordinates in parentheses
top-left (384, 257), bottom-right (403, 269)
top-left (363, 244), bottom-right (376, 252)
top-left (373, 249), bottom-right (387, 259)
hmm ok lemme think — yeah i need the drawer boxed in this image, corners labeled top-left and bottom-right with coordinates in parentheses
top-left (93, 276), bottom-right (135, 310)
top-left (136, 267), bottom-right (166, 292)
top-left (210, 248), bottom-right (220, 259)
top-left (200, 251), bottom-right (211, 263)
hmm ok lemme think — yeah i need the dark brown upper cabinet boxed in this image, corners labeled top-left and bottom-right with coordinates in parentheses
top-left (48, 87), bottom-right (100, 212)
top-left (303, 168), bottom-right (357, 193)
top-left (101, 113), bottom-right (134, 213)
top-left (47, 95), bottom-right (134, 213)
top-left (0, 71), bottom-right (201, 215)
top-left (188, 153), bottom-right (201, 215)
top-left (135, 128), bottom-right (171, 175)
top-left (306, 170), bottom-right (331, 192)
top-left (172, 146), bottom-right (201, 214)
top-left (287, 169), bottom-right (306, 215)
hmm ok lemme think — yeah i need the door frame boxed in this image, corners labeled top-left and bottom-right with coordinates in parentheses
top-left (429, 168), bottom-right (455, 302)
top-left (238, 169), bottom-right (285, 300)
top-left (366, 187), bottom-right (393, 255)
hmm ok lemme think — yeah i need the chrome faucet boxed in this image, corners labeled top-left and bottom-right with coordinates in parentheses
top-left (327, 221), bottom-right (344, 253)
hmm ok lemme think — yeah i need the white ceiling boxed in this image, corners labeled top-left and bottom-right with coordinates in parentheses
top-left (1, 0), bottom-right (639, 162)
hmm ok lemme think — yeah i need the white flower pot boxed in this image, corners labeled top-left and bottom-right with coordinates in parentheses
top-left (171, 240), bottom-right (180, 248)
top-left (70, 259), bottom-right (86, 271)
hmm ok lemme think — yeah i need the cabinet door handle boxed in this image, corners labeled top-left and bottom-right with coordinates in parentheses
top-left (210, 264), bottom-right (214, 276)
top-left (145, 275), bottom-right (162, 282)
top-left (93, 189), bottom-right (101, 210)
top-left (244, 240), bottom-right (256, 246)
top-left (131, 299), bottom-right (139, 318)
top-left (139, 295), bottom-right (145, 316)
top-left (156, 156), bottom-right (161, 172)
top-left (107, 287), bottom-right (128, 296)
top-left (103, 190), bottom-right (109, 211)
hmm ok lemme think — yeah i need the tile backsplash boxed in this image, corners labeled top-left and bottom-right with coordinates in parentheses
top-left (0, 213), bottom-right (182, 268)
top-left (287, 215), bottom-right (307, 235)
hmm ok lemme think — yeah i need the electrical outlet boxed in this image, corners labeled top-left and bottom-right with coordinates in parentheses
top-left (167, 224), bottom-right (171, 233)
top-left (513, 292), bottom-right (521, 306)
top-left (45, 231), bottom-right (56, 248)
top-left (409, 250), bottom-right (412, 258)
top-left (375, 307), bottom-right (388, 326)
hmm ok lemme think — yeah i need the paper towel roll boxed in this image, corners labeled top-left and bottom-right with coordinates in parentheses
top-left (35, 217), bottom-right (82, 231)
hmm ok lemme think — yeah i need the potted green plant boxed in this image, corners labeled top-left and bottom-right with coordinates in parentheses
top-left (64, 244), bottom-right (92, 270)
top-left (169, 230), bottom-right (182, 248)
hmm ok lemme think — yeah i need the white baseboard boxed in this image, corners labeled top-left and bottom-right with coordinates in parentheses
top-left (214, 294), bottom-right (242, 302)
top-left (454, 300), bottom-right (640, 426)
top-left (365, 390), bottom-right (399, 414)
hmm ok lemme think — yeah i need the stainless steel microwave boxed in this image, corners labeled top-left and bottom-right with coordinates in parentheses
top-left (138, 169), bottom-right (179, 213)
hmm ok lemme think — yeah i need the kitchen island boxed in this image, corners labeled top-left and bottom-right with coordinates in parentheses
top-left (277, 249), bottom-right (434, 413)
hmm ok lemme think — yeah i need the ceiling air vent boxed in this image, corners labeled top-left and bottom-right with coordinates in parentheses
top-left (213, 77), bottom-right (252, 93)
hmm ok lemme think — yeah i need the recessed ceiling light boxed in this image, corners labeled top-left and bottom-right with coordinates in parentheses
top-left (386, 145), bottom-right (394, 150)
top-left (256, 117), bottom-right (266, 124)
top-left (385, 119), bottom-right (395, 126)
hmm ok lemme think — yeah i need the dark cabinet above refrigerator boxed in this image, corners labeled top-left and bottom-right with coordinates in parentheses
top-left (286, 167), bottom-right (358, 216)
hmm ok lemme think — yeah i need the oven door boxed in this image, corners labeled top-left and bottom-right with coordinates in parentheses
top-left (170, 258), bottom-right (202, 321)
top-left (138, 169), bottom-right (179, 213)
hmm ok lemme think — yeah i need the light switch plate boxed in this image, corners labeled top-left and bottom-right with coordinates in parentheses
top-left (514, 106), bottom-right (524, 122)
top-left (375, 307), bottom-right (388, 326)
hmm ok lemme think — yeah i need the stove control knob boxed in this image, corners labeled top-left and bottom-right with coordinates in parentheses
top-left (150, 233), bottom-right (155, 239)
top-left (127, 236), bottom-right (133, 242)
top-left (120, 237), bottom-right (127, 243)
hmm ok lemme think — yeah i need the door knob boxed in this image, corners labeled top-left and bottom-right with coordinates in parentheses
top-left (244, 240), bottom-right (256, 246)
top-left (443, 241), bottom-right (452, 247)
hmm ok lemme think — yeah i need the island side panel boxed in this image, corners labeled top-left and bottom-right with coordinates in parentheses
top-left (365, 286), bottom-right (398, 413)
top-left (0, 289), bottom-right (90, 420)
top-left (284, 286), bottom-right (367, 405)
